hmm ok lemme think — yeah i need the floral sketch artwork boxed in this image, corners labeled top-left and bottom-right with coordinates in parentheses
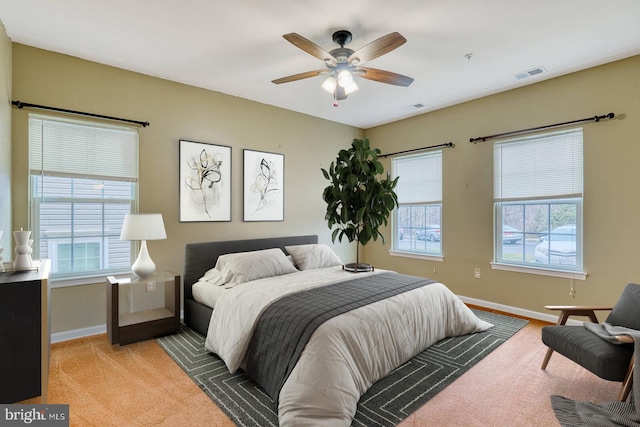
top-left (180, 140), bottom-right (231, 222)
top-left (243, 150), bottom-right (284, 221)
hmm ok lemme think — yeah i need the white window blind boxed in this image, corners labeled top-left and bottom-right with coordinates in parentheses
top-left (392, 151), bottom-right (443, 258)
top-left (494, 128), bottom-right (583, 202)
top-left (493, 127), bottom-right (583, 275)
top-left (393, 151), bottom-right (442, 203)
top-left (28, 115), bottom-right (139, 284)
top-left (29, 115), bottom-right (138, 180)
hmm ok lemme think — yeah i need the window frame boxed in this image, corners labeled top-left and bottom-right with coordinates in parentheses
top-left (28, 115), bottom-right (139, 287)
top-left (491, 128), bottom-right (586, 279)
top-left (390, 150), bottom-right (444, 261)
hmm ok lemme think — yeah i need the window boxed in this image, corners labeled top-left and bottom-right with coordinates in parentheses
top-left (29, 115), bottom-right (139, 283)
top-left (493, 128), bottom-right (583, 273)
top-left (391, 150), bottom-right (442, 257)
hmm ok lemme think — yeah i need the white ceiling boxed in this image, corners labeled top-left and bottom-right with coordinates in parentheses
top-left (1, 0), bottom-right (640, 129)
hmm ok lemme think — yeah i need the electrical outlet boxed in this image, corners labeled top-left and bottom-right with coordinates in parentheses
top-left (474, 268), bottom-right (481, 279)
top-left (146, 281), bottom-right (156, 292)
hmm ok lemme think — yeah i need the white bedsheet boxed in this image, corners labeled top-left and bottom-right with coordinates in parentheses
top-left (192, 279), bottom-right (227, 309)
top-left (205, 267), bottom-right (492, 426)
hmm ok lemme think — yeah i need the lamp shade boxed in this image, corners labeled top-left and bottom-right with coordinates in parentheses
top-left (337, 69), bottom-right (354, 87)
top-left (120, 213), bottom-right (167, 241)
top-left (120, 213), bottom-right (166, 278)
top-left (321, 76), bottom-right (337, 94)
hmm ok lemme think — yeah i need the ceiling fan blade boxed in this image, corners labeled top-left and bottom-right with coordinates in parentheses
top-left (283, 33), bottom-right (337, 65)
top-left (347, 32), bottom-right (407, 64)
top-left (272, 69), bottom-right (327, 84)
top-left (356, 67), bottom-right (414, 87)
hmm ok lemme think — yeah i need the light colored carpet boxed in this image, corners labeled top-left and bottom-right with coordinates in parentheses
top-left (37, 318), bottom-right (620, 426)
top-left (399, 320), bottom-right (620, 427)
top-left (44, 336), bottom-right (234, 426)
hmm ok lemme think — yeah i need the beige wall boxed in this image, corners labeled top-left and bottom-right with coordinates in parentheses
top-left (0, 22), bottom-right (11, 254)
top-left (364, 55), bottom-right (640, 316)
top-left (11, 44), bottom-right (361, 333)
top-left (10, 41), bottom-right (640, 334)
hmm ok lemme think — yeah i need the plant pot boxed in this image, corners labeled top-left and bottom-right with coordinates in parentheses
top-left (343, 263), bottom-right (374, 273)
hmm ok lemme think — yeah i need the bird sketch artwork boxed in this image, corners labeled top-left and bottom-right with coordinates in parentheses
top-left (243, 150), bottom-right (284, 221)
top-left (179, 140), bottom-right (231, 222)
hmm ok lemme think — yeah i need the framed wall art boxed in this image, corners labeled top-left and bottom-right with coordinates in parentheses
top-left (179, 139), bottom-right (231, 222)
top-left (243, 149), bottom-right (284, 221)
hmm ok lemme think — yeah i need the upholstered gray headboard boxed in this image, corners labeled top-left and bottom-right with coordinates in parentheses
top-left (183, 235), bottom-right (318, 335)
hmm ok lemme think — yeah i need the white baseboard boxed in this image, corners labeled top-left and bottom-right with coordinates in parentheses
top-left (51, 310), bottom-right (186, 344)
top-left (458, 295), bottom-right (583, 326)
top-left (52, 324), bottom-right (106, 343)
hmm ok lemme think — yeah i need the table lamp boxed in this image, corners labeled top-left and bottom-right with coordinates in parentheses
top-left (120, 213), bottom-right (167, 278)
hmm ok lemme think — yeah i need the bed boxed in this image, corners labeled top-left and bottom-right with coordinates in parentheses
top-left (183, 235), bottom-right (319, 336)
top-left (183, 235), bottom-right (492, 426)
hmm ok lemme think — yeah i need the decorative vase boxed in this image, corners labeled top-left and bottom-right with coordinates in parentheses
top-left (13, 230), bottom-right (33, 270)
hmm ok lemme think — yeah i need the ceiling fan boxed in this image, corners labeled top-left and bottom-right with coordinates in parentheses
top-left (272, 30), bottom-right (414, 104)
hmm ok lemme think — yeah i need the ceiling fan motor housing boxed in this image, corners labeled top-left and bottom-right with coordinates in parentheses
top-left (329, 48), bottom-right (355, 64)
top-left (332, 30), bottom-right (353, 47)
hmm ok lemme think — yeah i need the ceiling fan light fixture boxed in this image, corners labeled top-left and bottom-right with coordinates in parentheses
top-left (321, 76), bottom-right (337, 93)
top-left (274, 30), bottom-right (412, 103)
top-left (343, 80), bottom-right (359, 95)
top-left (337, 69), bottom-right (354, 87)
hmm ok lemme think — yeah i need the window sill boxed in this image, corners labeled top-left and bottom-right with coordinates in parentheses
top-left (491, 262), bottom-right (587, 280)
top-left (51, 271), bottom-right (131, 288)
top-left (389, 250), bottom-right (444, 262)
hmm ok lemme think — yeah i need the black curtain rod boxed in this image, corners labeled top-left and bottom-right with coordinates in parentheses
top-left (11, 100), bottom-right (150, 127)
top-left (469, 112), bottom-right (614, 143)
top-left (379, 142), bottom-right (454, 158)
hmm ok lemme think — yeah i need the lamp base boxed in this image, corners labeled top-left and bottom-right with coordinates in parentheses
top-left (131, 240), bottom-right (156, 278)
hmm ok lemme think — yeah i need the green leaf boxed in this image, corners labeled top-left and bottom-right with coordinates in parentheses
top-left (320, 136), bottom-right (397, 246)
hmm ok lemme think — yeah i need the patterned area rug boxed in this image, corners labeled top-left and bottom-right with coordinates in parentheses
top-left (156, 309), bottom-right (528, 427)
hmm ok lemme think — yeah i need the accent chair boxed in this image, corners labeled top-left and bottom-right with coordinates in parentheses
top-left (540, 283), bottom-right (640, 401)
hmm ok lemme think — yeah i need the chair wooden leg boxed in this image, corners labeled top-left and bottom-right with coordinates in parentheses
top-left (541, 347), bottom-right (554, 370)
top-left (618, 359), bottom-right (634, 402)
top-left (540, 310), bottom-right (572, 370)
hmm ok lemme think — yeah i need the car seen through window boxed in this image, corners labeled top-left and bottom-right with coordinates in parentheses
top-left (534, 225), bottom-right (577, 266)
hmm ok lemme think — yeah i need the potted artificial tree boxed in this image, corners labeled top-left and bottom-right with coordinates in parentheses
top-left (321, 137), bottom-right (399, 272)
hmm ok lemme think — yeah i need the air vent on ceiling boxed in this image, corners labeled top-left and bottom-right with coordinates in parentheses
top-left (402, 102), bottom-right (429, 112)
top-left (513, 66), bottom-right (547, 80)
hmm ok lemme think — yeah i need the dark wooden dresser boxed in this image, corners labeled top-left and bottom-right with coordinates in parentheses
top-left (0, 259), bottom-right (51, 403)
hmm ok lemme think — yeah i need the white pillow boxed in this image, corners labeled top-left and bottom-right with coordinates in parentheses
top-left (215, 248), bottom-right (298, 288)
top-left (285, 244), bottom-right (343, 270)
top-left (200, 267), bottom-right (226, 287)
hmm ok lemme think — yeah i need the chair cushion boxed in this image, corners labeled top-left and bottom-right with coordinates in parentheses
top-left (606, 283), bottom-right (640, 329)
top-left (542, 325), bottom-right (633, 381)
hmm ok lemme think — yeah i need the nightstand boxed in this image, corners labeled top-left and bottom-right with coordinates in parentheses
top-left (107, 271), bottom-right (180, 345)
